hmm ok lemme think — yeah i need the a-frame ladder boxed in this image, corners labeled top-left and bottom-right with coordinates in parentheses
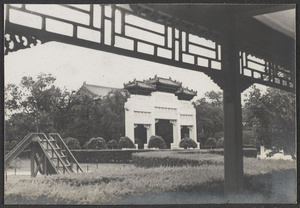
top-left (5, 133), bottom-right (84, 177)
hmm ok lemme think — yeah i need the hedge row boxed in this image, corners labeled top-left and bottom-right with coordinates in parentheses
top-left (7, 148), bottom-right (257, 164)
top-left (132, 151), bottom-right (224, 168)
top-left (70, 149), bottom-right (152, 163)
top-left (204, 148), bottom-right (258, 158)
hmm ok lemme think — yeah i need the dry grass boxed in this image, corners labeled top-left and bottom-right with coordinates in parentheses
top-left (4, 156), bottom-right (296, 204)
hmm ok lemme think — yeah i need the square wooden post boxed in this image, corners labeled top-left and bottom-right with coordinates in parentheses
top-left (221, 15), bottom-right (244, 195)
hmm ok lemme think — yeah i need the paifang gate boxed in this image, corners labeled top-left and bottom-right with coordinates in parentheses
top-left (4, 4), bottom-right (296, 195)
top-left (124, 76), bottom-right (200, 149)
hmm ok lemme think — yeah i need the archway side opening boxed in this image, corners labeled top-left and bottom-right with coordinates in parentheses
top-left (181, 126), bottom-right (190, 139)
top-left (134, 124), bottom-right (147, 149)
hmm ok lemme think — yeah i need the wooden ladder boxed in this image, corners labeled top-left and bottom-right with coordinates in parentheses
top-left (5, 133), bottom-right (83, 177)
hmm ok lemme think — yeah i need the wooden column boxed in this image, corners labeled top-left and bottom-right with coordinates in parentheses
top-left (221, 15), bottom-right (244, 195)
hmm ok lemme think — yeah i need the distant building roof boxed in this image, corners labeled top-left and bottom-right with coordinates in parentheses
top-left (80, 82), bottom-right (120, 98)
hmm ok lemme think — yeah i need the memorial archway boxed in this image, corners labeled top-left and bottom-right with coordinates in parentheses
top-left (124, 76), bottom-right (199, 149)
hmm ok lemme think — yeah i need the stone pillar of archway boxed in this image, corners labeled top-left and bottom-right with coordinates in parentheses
top-left (144, 124), bottom-right (151, 144)
top-left (125, 107), bottom-right (135, 141)
top-left (170, 120), bottom-right (180, 149)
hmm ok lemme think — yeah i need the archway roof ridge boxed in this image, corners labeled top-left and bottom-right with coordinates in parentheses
top-left (124, 76), bottom-right (197, 100)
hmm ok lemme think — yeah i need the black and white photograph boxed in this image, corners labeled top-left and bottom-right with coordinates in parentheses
top-left (3, 2), bottom-right (297, 205)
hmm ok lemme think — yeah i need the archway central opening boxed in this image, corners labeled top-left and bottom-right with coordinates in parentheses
top-left (155, 119), bottom-right (173, 149)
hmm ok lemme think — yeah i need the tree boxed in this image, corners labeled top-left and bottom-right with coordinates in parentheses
top-left (5, 74), bottom-right (62, 141)
top-left (193, 91), bottom-right (223, 145)
top-left (244, 86), bottom-right (296, 158)
top-left (62, 89), bottom-right (130, 146)
top-left (204, 137), bottom-right (217, 148)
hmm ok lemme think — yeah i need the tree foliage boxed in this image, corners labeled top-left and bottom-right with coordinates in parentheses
top-left (193, 91), bottom-right (223, 145)
top-left (244, 86), bottom-right (296, 158)
top-left (60, 89), bottom-right (129, 146)
top-left (204, 137), bottom-right (217, 148)
top-left (5, 74), bottom-right (62, 141)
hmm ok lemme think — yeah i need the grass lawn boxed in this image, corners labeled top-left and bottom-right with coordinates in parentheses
top-left (4, 153), bottom-right (296, 205)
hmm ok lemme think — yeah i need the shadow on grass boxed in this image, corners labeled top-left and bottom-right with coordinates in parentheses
top-left (114, 169), bottom-right (296, 204)
top-left (5, 169), bottom-right (296, 205)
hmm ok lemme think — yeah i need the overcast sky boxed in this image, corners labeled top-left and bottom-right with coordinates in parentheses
top-left (5, 41), bottom-right (225, 99)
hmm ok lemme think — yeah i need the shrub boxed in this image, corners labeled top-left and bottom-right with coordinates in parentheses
top-left (118, 137), bottom-right (136, 149)
top-left (205, 137), bottom-right (217, 148)
top-left (83, 137), bottom-right (107, 149)
top-left (63, 137), bottom-right (81, 149)
top-left (243, 130), bottom-right (256, 145)
top-left (107, 140), bottom-right (118, 149)
top-left (179, 137), bottom-right (197, 149)
top-left (217, 137), bottom-right (224, 148)
top-left (214, 132), bottom-right (224, 140)
top-left (147, 135), bottom-right (167, 149)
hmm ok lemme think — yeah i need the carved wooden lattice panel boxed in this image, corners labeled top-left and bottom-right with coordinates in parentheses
top-left (239, 51), bottom-right (294, 90)
top-left (4, 4), bottom-right (295, 92)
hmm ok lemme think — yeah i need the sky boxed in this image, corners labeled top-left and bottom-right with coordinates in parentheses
top-left (5, 41), bottom-right (224, 101)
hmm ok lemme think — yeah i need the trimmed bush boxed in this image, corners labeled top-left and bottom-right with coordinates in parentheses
top-left (63, 137), bottom-right (81, 149)
top-left (179, 137), bottom-right (197, 149)
top-left (147, 135), bottom-right (167, 149)
top-left (107, 140), bottom-right (118, 149)
top-left (118, 137), bottom-right (136, 149)
top-left (217, 137), bottom-right (224, 148)
top-left (204, 137), bottom-right (217, 148)
top-left (83, 137), bottom-right (107, 150)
